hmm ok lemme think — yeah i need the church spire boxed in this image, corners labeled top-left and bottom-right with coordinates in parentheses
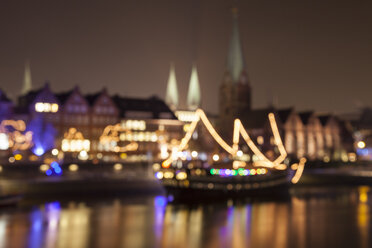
top-left (21, 60), bottom-right (32, 95)
top-left (165, 63), bottom-right (179, 110)
top-left (187, 64), bottom-right (201, 111)
top-left (227, 7), bottom-right (247, 84)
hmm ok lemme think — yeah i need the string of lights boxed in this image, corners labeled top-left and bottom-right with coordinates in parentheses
top-left (0, 120), bottom-right (33, 151)
top-left (291, 158), bottom-right (306, 184)
top-left (163, 108), bottom-right (306, 184)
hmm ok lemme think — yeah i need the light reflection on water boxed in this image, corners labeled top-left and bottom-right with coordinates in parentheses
top-left (0, 186), bottom-right (370, 248)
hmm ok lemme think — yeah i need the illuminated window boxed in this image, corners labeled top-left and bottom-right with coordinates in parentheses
top-left (175, 111), bottom-right (200, 122)
top-left (257, 136), bottom-right (264, 145)
top-left (121, 120), bottom-right (146, 130)
top-left (0, 133), bottom-right (9, 150)
top-left (61, 128), bottom-right (90, 152)
top-left (35, 102), bottom-right (59, 113)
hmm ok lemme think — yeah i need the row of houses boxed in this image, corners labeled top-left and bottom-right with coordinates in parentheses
top-left (237, 107), bottom-right (354, 162)
top-left (0, 82), bottom-right (357, 164)
top-left (0, 83), bottom-right (184, 162)
top-left (277, 108), bottom-right (354, 162)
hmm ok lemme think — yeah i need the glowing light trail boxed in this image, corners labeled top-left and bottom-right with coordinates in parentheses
top-left (163, 108), bottom-right (306, 184)
top-left (291, 158), bottom-right (306, 184)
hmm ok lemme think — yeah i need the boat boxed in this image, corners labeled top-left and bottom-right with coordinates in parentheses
top-left (152, 109), bottom-right (306, 199)
top-left (153, 159), bottom-right (302, 200)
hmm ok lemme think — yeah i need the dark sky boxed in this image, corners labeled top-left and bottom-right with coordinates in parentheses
top-left (0, 0), bottom-right (371, 114)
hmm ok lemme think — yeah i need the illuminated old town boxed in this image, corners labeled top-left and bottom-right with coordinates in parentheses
top-left (0, 1), bottom-right (372, 248)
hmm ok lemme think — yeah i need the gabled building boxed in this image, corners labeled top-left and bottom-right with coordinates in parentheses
top-left (17, 82), bottom-right (60, 123)
top-left (54, 86), bottom-right (92, 156)
top-left (277, 108), bottom-right (305, 159)
top-left (85, 88), bottom-right (119, 153)
top-left (112, 95), bottom-right (183, 160)
top-left (56, 86), bottom-right (90, 136)
top-left (318, 114), bottom-right (342, 160)
top-left (0, 89), bottom-right (13, 122)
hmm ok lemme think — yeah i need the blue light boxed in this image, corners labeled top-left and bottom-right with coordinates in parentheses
top-left (154, 196), bottom-right (167, 207)
top-left (50, 161), bottom-right (59, 168)
top-left (46, 169), bottom-right (52, 176)
top-left (29, 209), bottom-right (44, 248)
top-left (167, 195), bottom-right (174, 202)
top-left (54, 167), bottom-right (62, 174)
top-left (33, 147), bottom-right (45, 156)
top-left (45, 201), bottom-right (61, 212)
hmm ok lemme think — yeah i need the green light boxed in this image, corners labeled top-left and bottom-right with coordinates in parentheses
top-left (210, 168), bottom-right (216, 175)
top-left (232, 170), bottom-right (237, 176)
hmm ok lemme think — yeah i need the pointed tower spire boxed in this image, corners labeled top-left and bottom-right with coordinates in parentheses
top-left (21, 60), bottom-right (32, 95)
top-left (187, 64), bottom-right (201, 111)
top-left (227, 7), bottom-right (247, 84)
top-left (165, 63), bottom-right (179, 110)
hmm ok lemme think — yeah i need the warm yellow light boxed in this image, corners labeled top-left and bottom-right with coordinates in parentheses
top-left (160, 144), bottom-right (169, 159)
top-left (291, 163), bottom-right (298, 170)
top-left (35, 102), bottom-right (44, 112)
top-left (274, 164), bottom-right (287, 170)
top-left (164, 171), bottom-right (174, 179)
top-left (0, 166), bottom-right (3, 172)
top-left (122, 120), bottom-right (146, 130)
top-left (35, 102), bottom-right (58, 112)
top-left (162, 159), bottom-right (171, 168)
top-left (176, 171), bottom-right (187, 180)
top-left (14, 154), bottom-right (22, 161)
top-left (291, 158), bottom-right (306, 184)
top-left (212, 154), bottom-right (219, 162)
top-left (113, 163), bottom-right (123, 171)
top-left (62, 128), bottom-right (90, 152)
top-left (257, 136), bottom-right (264, 145)
top-left (69, 164), bottom-right (79, 172)
top-left (359, 186), bottom-right (369, 203)
top-left (51, 149), bottom-right (59, 156)
top-left (8, 157), bottom-right (15, 163)
top-left (191, 151), bottom-right (198, 158)
top-left (153, 163), bottom-right (161, 171)
top-left (78, 150), bottom-right (88, 160)
top-left (162, 109), bottom-right (303, 175)
top-left (341, 153), bottom-right (349, 163)
top-left (51, 103), bottom-right (59, 112)
top-left (1, 120), bottom-right (33, 151)
top-left (233, 160), bottom-right (246, 169)
top-left (175, 111), bottom-right (200, 122)
top-left (29, 155), bottom-right (38, 161)
top-left (40, 164), bottom-right (50, 172)
top-left (323, 156), bottom-right (330, 163)
top-left (183, 124), bottom-right (191, 132)
top-left (357, 141), bottom-right (366, 149)
top-left (197, 109), bottom-right (234, 154)
top-left (195, 169), bottom-right (202, 175)
top-left (348, 153), bottom-right (357, 162)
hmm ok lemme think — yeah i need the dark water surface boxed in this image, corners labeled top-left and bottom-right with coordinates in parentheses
top-left (0, 186), bottom-right (371, 248)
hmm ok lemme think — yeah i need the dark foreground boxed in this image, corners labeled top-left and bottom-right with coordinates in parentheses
top-left (0, 185), bottom-right (371, 248)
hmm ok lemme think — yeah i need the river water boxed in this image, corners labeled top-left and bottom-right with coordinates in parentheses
top-left (0, 185), bottom-right (371, 248)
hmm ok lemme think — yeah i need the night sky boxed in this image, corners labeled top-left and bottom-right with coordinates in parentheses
top-left (0, 0), bottom-right (371, 114)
